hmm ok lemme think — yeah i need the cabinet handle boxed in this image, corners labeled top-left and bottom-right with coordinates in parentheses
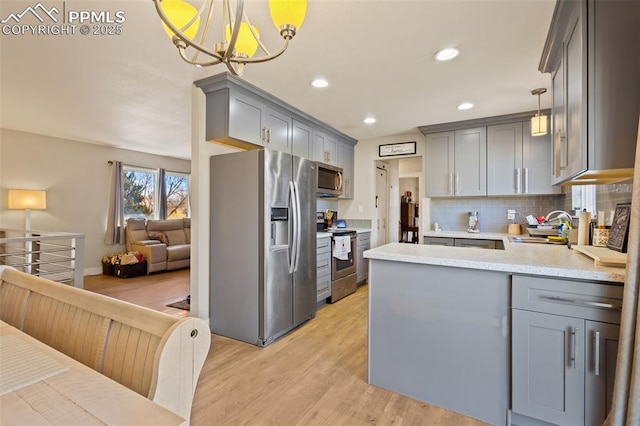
top-left (539, 295), bottom-right (622, 311)
top-left (594, 331), bottom-right (600, 376)
top-left (448, 173), bottom-right (453, 195)
top-left (523, 168), bottom-right (529, 194)
top-left (515, 168), bottom-right (522, 194)
top-left (554, 131), bottom-right (562, 177)
top-left (266, 128), bottom-right (271, 143)
top-left (570, 327), bottom-right (578, 369)
top-left (454, 173), bottom-right (459, 195)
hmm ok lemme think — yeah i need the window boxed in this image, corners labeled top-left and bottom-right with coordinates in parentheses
top-left (165, 172), bottom-right (190, 218)
top-left (122, 166), bottom-right (190, 220)
top-left (123, 167), bottom-right (157, 220)
top-left (571, 185), bottom-right (596, 215)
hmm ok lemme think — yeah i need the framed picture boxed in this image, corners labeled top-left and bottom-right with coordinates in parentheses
top-left (607, 202), bottom-right (632, 253)
top-left (379, 141), bottom-right (416, 157)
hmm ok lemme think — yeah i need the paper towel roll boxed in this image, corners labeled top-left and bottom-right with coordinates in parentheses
top-left (578, 210), bottom-right (591, 245)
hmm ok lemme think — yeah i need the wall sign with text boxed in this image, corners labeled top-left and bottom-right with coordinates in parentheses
top-left (378, 141), bottom-right (416, 157)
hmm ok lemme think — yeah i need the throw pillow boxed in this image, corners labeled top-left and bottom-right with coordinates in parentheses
top-left (149, 231), bottom-right (169, 245)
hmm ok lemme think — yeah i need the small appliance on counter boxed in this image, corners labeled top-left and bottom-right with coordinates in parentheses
top-left (336, 219), bottom-right (347, 228)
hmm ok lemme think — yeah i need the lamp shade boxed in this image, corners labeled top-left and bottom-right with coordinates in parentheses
top-left (531, 114), bottom-right (548, 136)
top-left (160, 0), bottom-right (200, 40)
top-left (8, 190), bottom-right (47, 210)
top-left (226, 22), bottom-right (260, 58)
top-left (269, 0), bottom-right (307, 31)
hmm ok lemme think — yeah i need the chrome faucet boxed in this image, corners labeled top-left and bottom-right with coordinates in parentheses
top-left (544, 210), bottom-right (574, 225)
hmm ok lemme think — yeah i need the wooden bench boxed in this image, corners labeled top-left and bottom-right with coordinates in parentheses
top-left (0, 267), bottom-right (210, 421)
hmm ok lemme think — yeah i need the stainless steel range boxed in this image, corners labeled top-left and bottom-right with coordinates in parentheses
top-left (328, 229), bottom-right (357, 303)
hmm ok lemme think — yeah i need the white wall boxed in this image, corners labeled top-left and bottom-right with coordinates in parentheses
top-left (0, 128), bottom-right (191, 274)
top-left (339, 130), bottom-right (425, 246)
top-left (189, 86), bottom-right (241, 322)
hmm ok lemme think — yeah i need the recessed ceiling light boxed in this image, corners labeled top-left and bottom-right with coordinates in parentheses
top-left (311, 78), bottom-right (329, 88)
top-left (457, 102), bottom-right (474, 110)
top-left (435, 47), bottom-right (459, 61)
top-left (363, 117), bottom-right (376, 124)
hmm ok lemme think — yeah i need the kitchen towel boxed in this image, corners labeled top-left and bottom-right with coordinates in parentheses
top-left (333, 236), bottom-right (351, 260)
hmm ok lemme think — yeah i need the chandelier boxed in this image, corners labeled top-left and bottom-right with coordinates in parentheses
top-left (153, 0), bottom-right (307, 76)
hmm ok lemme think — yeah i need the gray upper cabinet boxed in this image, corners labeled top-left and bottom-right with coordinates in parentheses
top-left (196, 72), bottom-right (357, 180)
top-left (292, 120), bottom-right (312, 159)
top-left (488, 121), bottom-right (559, 195)
top-left (312, 130), bottom-right (338, 166)
top-left (264, 108), bottom-right (292, 153)
top-left (540, 0), bottom-right (640, 184)
top-left (338, 141), bottom-right (354, 199)
top-left (226, 90), bottom-right (266, 147)
top-left (425, 128), bottom-right (486, 197)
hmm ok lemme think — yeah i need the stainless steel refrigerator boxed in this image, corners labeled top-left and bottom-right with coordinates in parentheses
top-left (209, 149), bottom-right (317, 347)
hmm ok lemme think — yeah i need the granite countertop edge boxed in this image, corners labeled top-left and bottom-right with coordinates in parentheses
top-left (364, 241), bottom-right (626, 284)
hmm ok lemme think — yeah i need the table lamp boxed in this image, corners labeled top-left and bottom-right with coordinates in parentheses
top-left (8, 189), bottom-right (47, 230)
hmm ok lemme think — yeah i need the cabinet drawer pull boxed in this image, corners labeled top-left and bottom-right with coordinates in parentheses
top-left (594, 331), bottom-right (600, 376)
top-left (570, 327), bottom-right (578, 369)
top-left (539, 295), bottom-right (622, 311)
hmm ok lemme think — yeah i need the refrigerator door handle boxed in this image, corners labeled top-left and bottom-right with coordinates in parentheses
top-left (288, 181), bottom-right (298, 274)
top-left (293, 182), bottom-right (302, 272)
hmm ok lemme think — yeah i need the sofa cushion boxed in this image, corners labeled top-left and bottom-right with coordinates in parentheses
top-left (183, 218), bottom-right (191, 244)
top-left (126, 218), bottom-right (149, 245)
top-left (164, 229), bottom-right (187, 245)
top-left (167, 244), bottom-right (190, 262)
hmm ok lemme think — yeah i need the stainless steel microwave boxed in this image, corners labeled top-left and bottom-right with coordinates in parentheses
top-left (316, 162), bottom-right (343, 197)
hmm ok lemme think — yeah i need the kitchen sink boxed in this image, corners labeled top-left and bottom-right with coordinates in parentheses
top-left (509, 236), bottom-right (567, 245)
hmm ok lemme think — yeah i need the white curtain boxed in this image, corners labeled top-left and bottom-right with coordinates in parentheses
top-left (105, 160), bottom-right (124, 244)
top-left (606, 120), bottom-right (640, 425)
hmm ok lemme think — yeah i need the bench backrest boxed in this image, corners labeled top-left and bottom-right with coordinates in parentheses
top-left (0, 267), bottom-right (210, 420)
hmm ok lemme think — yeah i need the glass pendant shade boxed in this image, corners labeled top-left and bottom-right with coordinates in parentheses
top-left (269, 0), bottom-right (307, 32)
top-left (531, 114), bottom-right (548, 136)
top-left (160, 0), bottom-right (200, 40)
top-left (226, 22), bottom-right (260, 58)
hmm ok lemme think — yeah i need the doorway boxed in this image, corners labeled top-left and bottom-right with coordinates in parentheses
top-left (375, 165), bottom-right (388, 247)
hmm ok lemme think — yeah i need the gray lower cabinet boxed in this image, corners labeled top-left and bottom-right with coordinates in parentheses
top-left (316, 236), bottom-right (331, 302)
top-left (511, 275), bottom-right (622, 426)
top-left (423, 236), bottom-right (501, 249)
top-left (423, 236), bottom-right (454, 246)
top-left (356, 232), bottom-right (371, 283)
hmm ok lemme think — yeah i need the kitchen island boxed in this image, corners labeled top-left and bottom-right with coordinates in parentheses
top-left (364, 240), bottom-right (625, 425)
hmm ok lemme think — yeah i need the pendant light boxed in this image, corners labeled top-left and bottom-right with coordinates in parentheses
top-left (531, 88), bottom-right (548, 136)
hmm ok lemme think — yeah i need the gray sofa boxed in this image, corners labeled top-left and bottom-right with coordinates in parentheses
top-left (125, 218), bottom-right (190, 274)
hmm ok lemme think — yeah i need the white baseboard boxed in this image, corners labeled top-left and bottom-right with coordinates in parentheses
top-left (84, 266), bottom-right (103, 276)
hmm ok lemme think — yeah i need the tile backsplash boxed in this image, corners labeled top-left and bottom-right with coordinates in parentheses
top-left (430, 195), bottom-right (566, 233)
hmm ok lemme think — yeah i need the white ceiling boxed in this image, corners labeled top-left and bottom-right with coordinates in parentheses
top-left (0, 0), bottom-right (555, 160)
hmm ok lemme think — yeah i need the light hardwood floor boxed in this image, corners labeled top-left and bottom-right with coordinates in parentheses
top-left (85, 270), bottom-right (487, 425)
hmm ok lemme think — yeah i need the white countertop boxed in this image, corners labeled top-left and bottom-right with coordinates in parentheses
top-left (317, 228), bottom-right (372, 238)
top-left (365, 234), bottom-right (626, 283)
